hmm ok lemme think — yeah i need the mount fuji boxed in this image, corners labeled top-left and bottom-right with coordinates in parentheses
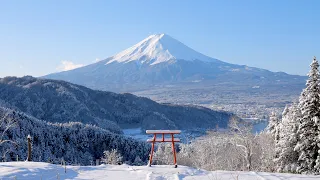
top-left (44, 34), bottom-right (306, 117)
top-left (106, 33), bottom-right (218, 65)
top-left (45, 34), bottom-right (304, 90)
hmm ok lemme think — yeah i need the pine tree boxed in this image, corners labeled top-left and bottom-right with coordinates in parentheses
top-left (275, 104), bottom-right (300, 172)
top-left (294, 56), bottom-right (320, 174)
top-left (266, 112), bottom-right (279, 141)
top-left (133, 156), bottom-right (144, 166)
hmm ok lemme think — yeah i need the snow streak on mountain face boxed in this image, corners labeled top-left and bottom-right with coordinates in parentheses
top-left (106, 34), bottom-right (217, 65)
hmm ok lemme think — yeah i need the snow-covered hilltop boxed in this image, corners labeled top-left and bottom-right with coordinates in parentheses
top-left (107, 33), bottom-right (217, 65)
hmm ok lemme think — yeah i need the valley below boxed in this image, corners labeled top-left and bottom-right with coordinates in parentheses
top-left (132, 81), bottom-right (303, 119)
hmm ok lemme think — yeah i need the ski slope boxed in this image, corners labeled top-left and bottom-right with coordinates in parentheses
top-left (1, 162), bottom-right (319, 180)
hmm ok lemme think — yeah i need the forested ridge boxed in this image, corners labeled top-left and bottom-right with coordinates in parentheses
top-left (0, 106), bottom-right (149, 165)
top-left (0, 76), bottom-right (232, 131)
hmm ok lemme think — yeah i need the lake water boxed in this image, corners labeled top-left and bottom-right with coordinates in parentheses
top-left (123, 120), bottom-right (268, 143)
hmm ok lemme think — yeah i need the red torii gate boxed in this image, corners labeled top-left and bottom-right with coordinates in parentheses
top-left (146, 130), bottom-right (181, 168)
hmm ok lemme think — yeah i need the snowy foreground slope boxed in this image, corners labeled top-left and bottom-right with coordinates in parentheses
top-left (0, 162), bottom-right (319, 180)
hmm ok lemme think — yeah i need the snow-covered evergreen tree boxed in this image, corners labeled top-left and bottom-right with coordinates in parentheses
top-left (266, 112), bottom-right (280, 142)
top-left (294, 56), bottom-right (320, 174)
top-left (132, 156), bottom-right (144, 166)
top-left (275, 103), bottom-right (300, 172)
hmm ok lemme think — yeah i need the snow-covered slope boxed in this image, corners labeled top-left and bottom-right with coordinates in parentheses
top-left (107, 34), bottom-right (217, 65)
top-left (1, 162), bottom-right (319, 180)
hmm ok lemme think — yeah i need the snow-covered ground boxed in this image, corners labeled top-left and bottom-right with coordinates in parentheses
top-left (1, 162), bottom-right (319, 180)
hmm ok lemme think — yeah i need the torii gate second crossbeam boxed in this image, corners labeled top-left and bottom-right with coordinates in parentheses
top-left (146, 130), bottom-right (181, 168)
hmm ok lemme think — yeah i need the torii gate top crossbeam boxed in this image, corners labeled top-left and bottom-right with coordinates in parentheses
top-left (146, 130), bottom-right (181, 134)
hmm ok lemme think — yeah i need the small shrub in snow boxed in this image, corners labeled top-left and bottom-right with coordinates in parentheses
top-left (101, 149), bottom-right (123, 165)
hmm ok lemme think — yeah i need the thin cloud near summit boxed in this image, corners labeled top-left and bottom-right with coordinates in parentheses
top-left (56, 61), bottom-right (84, 72)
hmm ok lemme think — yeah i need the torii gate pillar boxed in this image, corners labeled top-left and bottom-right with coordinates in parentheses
top-left (146, 130), bottom-right (181, 168)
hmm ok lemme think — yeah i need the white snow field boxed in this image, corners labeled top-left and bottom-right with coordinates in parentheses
top-left (0, 162), bottom-right (320, 180)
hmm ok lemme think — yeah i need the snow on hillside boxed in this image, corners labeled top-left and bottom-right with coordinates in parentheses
top-left (1, 162), bottom-right (319, 180)
top-left (107, 34), bottom-right (217, 65)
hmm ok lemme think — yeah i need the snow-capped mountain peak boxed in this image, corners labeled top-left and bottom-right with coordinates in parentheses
top-left (44, 33), bottom-right (306, 95)
top-left (107, 33), bottom-right (213, 65)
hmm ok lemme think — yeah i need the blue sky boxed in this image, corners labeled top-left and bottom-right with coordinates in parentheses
top-left (0, 0), bottom-right (319, 77)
